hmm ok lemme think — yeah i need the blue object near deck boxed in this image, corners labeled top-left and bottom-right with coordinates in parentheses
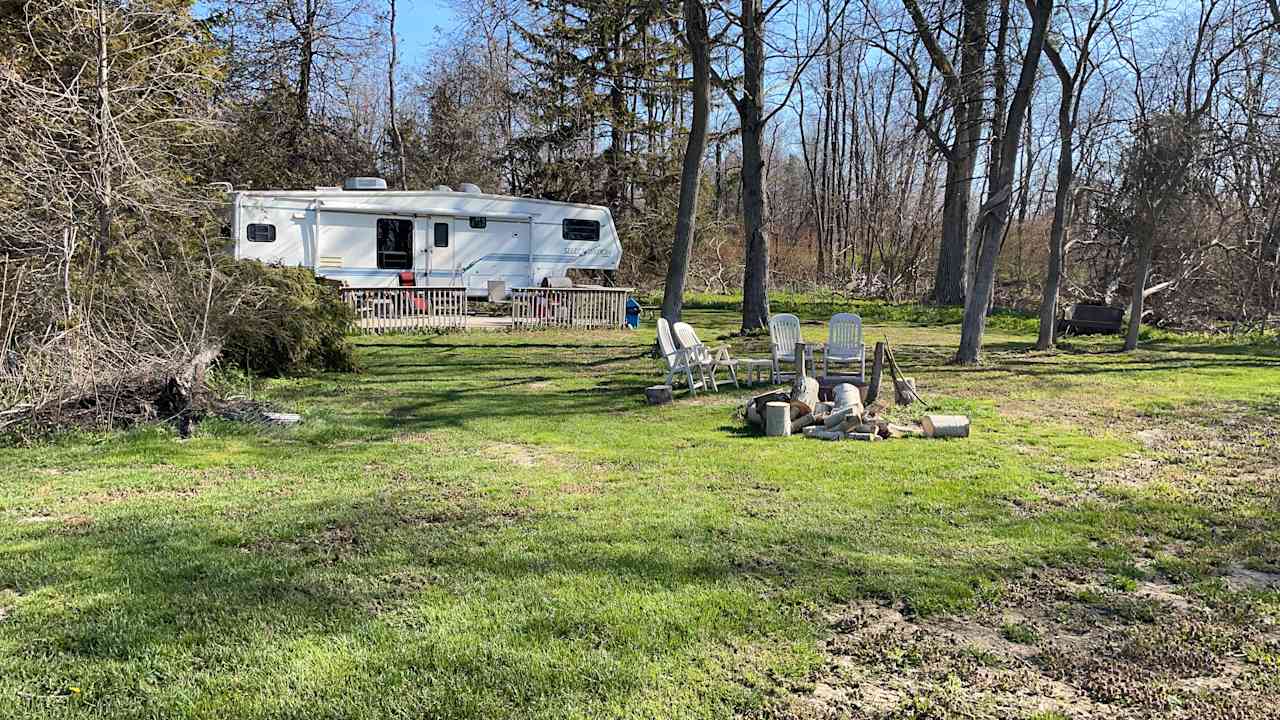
top-left (625, 297), bottom-right (642, 329)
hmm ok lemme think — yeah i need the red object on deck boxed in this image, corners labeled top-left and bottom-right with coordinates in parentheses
top-left (398, 271), bottom-right (429, 312)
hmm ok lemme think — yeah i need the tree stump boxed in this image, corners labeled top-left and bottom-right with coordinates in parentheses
top-left (765, 401), bottom-right (792, 437)
top-left (645, 385), bottom-right (674, 405)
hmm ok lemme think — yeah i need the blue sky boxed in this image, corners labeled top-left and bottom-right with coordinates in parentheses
top-left (392, 1), bottom-right (461, 66)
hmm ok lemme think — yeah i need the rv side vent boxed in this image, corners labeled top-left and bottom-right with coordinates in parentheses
top-left (458, 183), bottom-right (482, 193)
top-left (433, 185), bottom-right (454, 192)
top-left (342, 177), bottom-right (388, 191)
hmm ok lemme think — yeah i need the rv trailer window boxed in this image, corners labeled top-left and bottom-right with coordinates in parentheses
top-left (376, 218), bottom-right (413, 269)
top-left (562, 219), bottom-right (600, 242)
top-left (434, 222), bottom-right (449, 248)
top-left (469, 217), bottom-right (487, 229)
top-left (246, 223), bottom-right (276, 243)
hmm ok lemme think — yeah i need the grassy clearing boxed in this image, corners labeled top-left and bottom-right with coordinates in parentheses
top-left (1, 301), bottom-right (1278, 718)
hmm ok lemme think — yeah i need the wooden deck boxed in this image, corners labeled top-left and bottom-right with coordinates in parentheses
top-left (340, 285), bottom-right (633, 334)
top-left (356, 315), bottom-right (516, 332)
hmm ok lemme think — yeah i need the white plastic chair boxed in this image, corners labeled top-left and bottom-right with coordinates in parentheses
top-left (673, 321), bottom-right (739, 391)
top-left (823, 313), bottom-right (866, 378)
top-left (656, 318), bottom-right (701, 395)
top-left (768, 313), bottom-right (814, 383)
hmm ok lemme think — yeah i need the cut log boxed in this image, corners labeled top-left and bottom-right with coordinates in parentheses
top-left (894, 377), bottom-right (917, 406)
top-left (790, 342), bottom-right (819, 416)
top-left (748, 390), bottom-right (789, 426)
top-left (922, 414), bottom-right (970, 438)
top-left (823, 405), bottom-right (862, 429)
top-left (645, 385), bottom-right (674, 405)
top-left (866, 341), bottom-right (885, 405)
top-left (885, 345), bottom-right (930, 408)
top-left (264, 412), bottom-right (303, 426)
top-left (791, 413), bottom-right (815, 431)
top-left (809, 428), bottom-right (845, 441)
top-left (765, 401), bottom-right (792, 437)
top-left (846, 432), bottom-right (880, 441)
top-left (833, 383), bottom-right (862, 412)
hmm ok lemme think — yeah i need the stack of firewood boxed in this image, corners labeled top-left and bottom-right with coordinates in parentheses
top-left (741, 341), bottom-right (969, 441)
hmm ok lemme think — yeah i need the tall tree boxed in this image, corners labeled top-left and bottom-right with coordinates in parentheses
top-left (711, 0), bottom-right (835, 331)
top-left (955, 0), bottom-right (1054, 364)
top-left (1035, 0), bottom-right (1116, 349)
top-left (661, 0), bottom-right (712, 322)
top-left (898, 0), bottom-right (990, 306)
top-left (387, 0), bottom-right (407, 189)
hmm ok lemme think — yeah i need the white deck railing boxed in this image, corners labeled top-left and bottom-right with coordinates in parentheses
top-left (511, 286), bottom-right (631, 329)
top-left (339, 287), bottom-right (468, 333)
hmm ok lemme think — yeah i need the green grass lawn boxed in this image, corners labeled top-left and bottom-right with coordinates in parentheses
top-left (2, 302), bottom-right (1279, 718)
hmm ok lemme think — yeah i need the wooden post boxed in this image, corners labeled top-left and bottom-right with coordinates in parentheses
top-left (866, 341), bottom-right (885, 405)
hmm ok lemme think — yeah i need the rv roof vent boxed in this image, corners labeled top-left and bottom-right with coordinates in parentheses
top-left (342, 177), bottom-right (388, 191)
top-left (458, 183), bottom-right (482, 194)
top-left (433, 184), bottom-right (454, 192)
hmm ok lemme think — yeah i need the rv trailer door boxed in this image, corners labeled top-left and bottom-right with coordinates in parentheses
top-left (424, 216), bottom-right (455, 287)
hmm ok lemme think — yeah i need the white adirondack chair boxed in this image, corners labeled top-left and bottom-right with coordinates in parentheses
top-left (673, 321), bottom-right (740, 390)
top-left (656, 318), bottom-right (701, 395)
top-left (823, 312), bottom-right (866, 378)
top-left (767, 313), bottom-right (814, 384)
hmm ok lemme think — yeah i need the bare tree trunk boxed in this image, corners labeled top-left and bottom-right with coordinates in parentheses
top-left (297, 1), bottom-right (316, 132)
top-left (661, 0), bottom-right (711, 323)
top-left (917, 0), bottom-right (989, 306)
top-left (956, 0), bottom-right (1052, 364)
top-left (1125, 229), bottom-right (1153, 350)
top-left (738, 0), bottom-right (771, 332)
top-left (1036, 40), bottom-right (1078, 350)
top-left (934, 162), bottom-right (972, 305)
top-left (388, 0), bottom-right (407, 189)
top-left (1037, 128), bottom-right (1072, 349)
top-left (94, 0), bottom-right (112, 265)
top-left (740, 110), bottom-right (771, 331)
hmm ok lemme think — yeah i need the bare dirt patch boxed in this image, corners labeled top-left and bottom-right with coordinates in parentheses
top-left (1225, 565), bottom-right (1280, 592)
top-left (771, 569), bottom-right (1280, 719)
top-left (245, 522), bottom-right (363, 563)
top-left (486, 442), bottom-right (562, 469)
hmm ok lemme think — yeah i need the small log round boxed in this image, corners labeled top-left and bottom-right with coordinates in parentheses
top-left (833, 383), bottom-right (862, 410)
top-left (894, 377), bottom-right (917, 406)
top-left (922, 414), bottom-right (970, 438)
top-left (765, 401), bottom-right (792, 437)
top-left (645, 385), bottom-right (674, 405)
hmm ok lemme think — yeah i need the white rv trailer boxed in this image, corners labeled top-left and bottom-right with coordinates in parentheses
top-left (227, 178), bottom-right (621, 296)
